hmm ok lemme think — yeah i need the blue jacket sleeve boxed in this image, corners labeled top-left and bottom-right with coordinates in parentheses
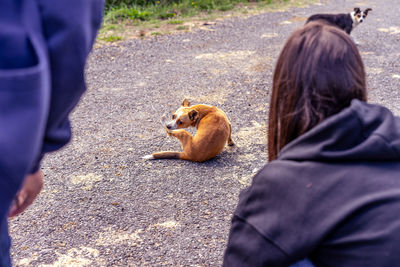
top-left (31, 0), bottom-right (104, 172)
top-left (0, 0), bottom-right (49, 220)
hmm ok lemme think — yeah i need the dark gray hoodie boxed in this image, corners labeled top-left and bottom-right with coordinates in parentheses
top-left (223, 100), bottom-right (400, 267)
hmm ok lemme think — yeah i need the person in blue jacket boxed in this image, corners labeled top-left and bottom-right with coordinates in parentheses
top-left (223, 21), bottom-right (400, 266)
top-left (0, 0), bottom-right (103, 265)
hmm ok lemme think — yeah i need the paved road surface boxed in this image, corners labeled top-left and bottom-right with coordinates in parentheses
top-left (10, 0), bottom-right (400, 265)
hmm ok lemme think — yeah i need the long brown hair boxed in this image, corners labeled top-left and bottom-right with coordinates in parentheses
top-left (268, 21), bottom-right (367, 161)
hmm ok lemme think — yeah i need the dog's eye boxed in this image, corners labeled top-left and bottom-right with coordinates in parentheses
top-left (177, 120), bottom-right (182, 125)
top-left (172, 114), bottom-right (176, 120)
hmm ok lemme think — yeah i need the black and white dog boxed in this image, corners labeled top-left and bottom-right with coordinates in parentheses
top-left (306, 7), bottom-right (372, 35)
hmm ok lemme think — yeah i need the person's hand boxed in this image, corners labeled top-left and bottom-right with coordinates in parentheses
top-left (8, 170), bottom-right (44, 217)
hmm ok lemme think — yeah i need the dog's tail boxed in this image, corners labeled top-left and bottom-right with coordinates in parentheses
top-left (143, 151), bottom-right (182, 160)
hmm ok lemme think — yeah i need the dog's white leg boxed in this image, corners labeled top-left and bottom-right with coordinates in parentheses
top-left (350, 35), bottom-right (357, 44)
top-left (142, 154), bottom-right (155, 160)
top-left (351, 35), bottom-right (362, 46)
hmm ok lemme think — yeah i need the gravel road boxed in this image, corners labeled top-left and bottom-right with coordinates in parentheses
top-left (9, 0), bottom-right (400, 265)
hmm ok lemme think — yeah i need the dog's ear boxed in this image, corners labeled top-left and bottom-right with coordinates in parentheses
top-left (364, 8), bottom-right (372, 15)
top-left (188, 110), bottom-right (198, 121)
top-left (354, 7), bottom-right (361, 13)
top-left (182, 98), bottom-right (190, 107)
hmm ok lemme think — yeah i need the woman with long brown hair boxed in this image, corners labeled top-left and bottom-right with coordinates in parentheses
top-left (223, 21), bottom-right (400, 266)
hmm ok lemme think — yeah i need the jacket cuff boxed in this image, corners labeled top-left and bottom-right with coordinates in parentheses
top-left (30, 153), bottom-right (44, 174)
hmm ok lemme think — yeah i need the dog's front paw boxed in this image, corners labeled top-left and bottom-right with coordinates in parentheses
top-left (142, 154), bottom-right (154, 160)
top-left (164, 125), bottom-right (173, 136)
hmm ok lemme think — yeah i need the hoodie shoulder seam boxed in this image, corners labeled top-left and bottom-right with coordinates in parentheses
top-left (233, 214), bottom-right (294, 260)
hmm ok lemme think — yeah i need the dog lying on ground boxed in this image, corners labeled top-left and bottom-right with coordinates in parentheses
top-left (143, 99), bottom-right (234, 162)
top-left (306, 7), bottom-right (372, 35)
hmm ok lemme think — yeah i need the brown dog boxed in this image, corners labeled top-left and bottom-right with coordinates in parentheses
top-left (143, 99), bottom-right (234, 162)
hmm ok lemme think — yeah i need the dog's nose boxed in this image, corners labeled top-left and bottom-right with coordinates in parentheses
top-left (166, 124), bottom-right (172, 129)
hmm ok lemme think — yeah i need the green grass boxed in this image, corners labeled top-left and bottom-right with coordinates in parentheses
top-left (102, 24), bottom-right (120, 31)
top-left (167, 19), bottom-right (185, 24)
top-left (104, 6), bottom-right (151, 23)
top-left (176, 25), bottom-right (189, 30)
top-left (99, 35), bottom-right (123, 42)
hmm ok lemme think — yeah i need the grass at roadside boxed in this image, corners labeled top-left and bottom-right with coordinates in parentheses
top-left (98, 0), bottom-right (316, 43)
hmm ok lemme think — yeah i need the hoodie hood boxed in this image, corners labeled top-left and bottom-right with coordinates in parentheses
top-left (279, 99), bottom-right (400, 161)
